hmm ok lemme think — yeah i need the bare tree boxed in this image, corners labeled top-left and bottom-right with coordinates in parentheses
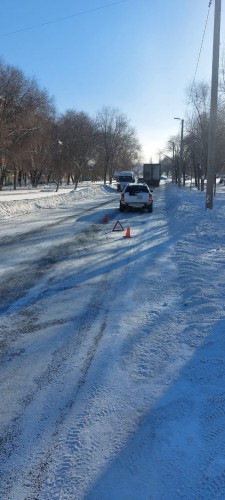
top-left (160, 137), bottom-right (180, 181)
top-left (58, 110), bottom-right (97, 188)
top-left (95, 106), bottom-right (141, 184)
top-left (0, 59), bottom-right (55, 189)
top-left (184, 82), bottom-right (210, 188)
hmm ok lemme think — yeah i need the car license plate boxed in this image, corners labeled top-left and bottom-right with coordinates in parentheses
top-left (137, 195), bottom-right (142, 200)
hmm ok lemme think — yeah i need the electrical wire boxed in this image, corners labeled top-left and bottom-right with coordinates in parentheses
top-left (184, 0), bottom-right (213, 119)
top-left (192, 1), bottom-right (213, 88)
top-left (0, 0), bottom-right (129, 38)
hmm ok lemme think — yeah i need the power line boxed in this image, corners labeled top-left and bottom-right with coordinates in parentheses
top-left (0, 0), bottom-right (129, 38)
top-left (184, 0), bottom-right (213, 119)
top-left (192, 1), bottom-right (213, 87)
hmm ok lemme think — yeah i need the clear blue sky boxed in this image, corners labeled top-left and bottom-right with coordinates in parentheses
top-left (0, 0), bottom-right (224, 162)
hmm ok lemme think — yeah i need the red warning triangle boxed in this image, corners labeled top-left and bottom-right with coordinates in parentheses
top-left (112, 220), bottom-right (124, 232)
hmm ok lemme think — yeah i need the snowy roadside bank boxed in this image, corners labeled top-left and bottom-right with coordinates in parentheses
top-left (0, 184), bottom-right (117, 219)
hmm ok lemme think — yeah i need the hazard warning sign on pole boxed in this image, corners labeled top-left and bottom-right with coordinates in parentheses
top-left (112, 220), bottom-right (124, 232)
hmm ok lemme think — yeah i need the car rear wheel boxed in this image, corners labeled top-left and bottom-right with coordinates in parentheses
top-left (120, 202), bottom-right (125, 212)
top-left (148, 203), bottom-right (153, 213)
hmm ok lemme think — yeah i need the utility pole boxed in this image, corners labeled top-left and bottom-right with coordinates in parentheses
top-left (206, 0), bottom-right (221, 209)
top-left (172, 141), bottom-right (175, 166)
top-left (180, 119), bottom-right (184, 185)
top-left (168, 140), bottom-right (175, 181)
top-left (174, 117), bottom-right (184, 187)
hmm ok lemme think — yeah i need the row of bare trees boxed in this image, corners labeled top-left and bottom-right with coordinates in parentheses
top-left (0, 59), bottom-right (141, 191)
top-left (162, 57), bottom-right (225, 188)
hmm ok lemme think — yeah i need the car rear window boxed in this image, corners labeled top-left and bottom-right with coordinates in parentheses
top-left (125, 185), bottom-right (149, 194)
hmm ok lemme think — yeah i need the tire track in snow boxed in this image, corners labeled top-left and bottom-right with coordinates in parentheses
top-left (0, 280), bottom-right (110, 497)
top-left (35, 184), bottom-right (187, 500)
top-left (0, 207), bottom-right (120, 497)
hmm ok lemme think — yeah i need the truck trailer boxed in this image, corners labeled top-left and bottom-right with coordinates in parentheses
top-left (143, 163), bottom-right (161, 187)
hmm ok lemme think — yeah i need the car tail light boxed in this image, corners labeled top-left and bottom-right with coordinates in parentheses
top-left (149, 194), bottom-right (152, 203)
top-left (121, 193), bottom-right (124, 202)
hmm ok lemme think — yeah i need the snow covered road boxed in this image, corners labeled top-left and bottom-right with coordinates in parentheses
top-left (1, 182), bottom-right (225, 499)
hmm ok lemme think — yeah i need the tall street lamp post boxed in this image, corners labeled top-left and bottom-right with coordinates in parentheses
top-left (174, 117), bottom-right (184, 187)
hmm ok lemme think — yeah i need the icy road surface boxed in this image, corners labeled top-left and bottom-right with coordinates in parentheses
top-left (1, 182), bottom-right (225, 499)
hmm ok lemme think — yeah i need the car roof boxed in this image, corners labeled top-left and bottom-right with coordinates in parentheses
top-left (126, 182), bottom-right (148, 187)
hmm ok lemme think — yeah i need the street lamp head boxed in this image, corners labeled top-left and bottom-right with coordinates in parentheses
top-left (174, 117), bottom-right (184, 125)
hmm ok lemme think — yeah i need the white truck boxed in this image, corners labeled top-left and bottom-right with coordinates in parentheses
top-left (120, 182), bottom-right (153, 213)
top-left (116, 171), bottom-right (135, 191)
top-left (143, 163), bottom-right (161, 187)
